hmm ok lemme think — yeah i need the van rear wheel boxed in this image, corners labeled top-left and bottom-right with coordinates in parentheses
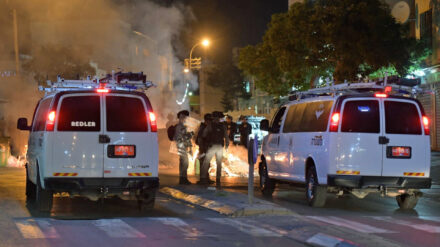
top-left (306, 166), bottom-right (326, 207)
top-left (25, 165), bottom-right (35, 201)
top-left (35, 168), bottom-right (53, 212)
top-left (259, 159), bottom-right (275, 197)
top-left (396, 193), bottom-right (419, 210)
top-left (137, 190), bottom-right (156, 211)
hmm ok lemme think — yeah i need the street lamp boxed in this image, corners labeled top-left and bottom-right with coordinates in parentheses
top-left (183, 68), bottom-right (190, 73)
top-left (188, 38), bottom-right (210, 70)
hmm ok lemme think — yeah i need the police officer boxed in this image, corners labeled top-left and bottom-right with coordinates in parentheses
top-left (239, 116), bottom-right (252, 147)
top-left (202, 111), bottom-right (229, 184)
top-left (196, 113), bottom-right (213, 184)
top-left (174, 110), bottom-right (193, 185)
top-left (224, 115), bottom-right (237, 144)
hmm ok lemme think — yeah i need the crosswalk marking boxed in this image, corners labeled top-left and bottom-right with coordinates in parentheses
top-left (92, 219), bottom-right (146, 238)
top-left (15, 219), bottom-right (59, 239)
top-left (306, 233), bottom-right (345, 247)
top-left (371, 216), bottom-right (440, 233)
top-left (151, 218), bottom-right (216, 238)
top-left (208, 218), bottom-right (282, 237)
top-left (306, 216), bottom-right (396, 233)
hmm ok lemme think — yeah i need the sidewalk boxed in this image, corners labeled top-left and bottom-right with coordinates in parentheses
top-left (160, 183), bottom-right (293, 217)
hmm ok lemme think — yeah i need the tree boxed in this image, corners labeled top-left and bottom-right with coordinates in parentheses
top-left (23, 45), bottom-right (95, 84)
top-left (206, 63), bottom-right (249, 112)
top-left (239, 0), bottom-right (429, 96)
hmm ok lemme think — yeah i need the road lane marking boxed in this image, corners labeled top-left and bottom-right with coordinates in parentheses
top-left (306, 233), bottom-right (344, 247)
top-left (307, 216), bottom-right (395, 233)
top-left (371, 216), bottom-right (440, 233)
top-left (92, 219), bottom-right (146, 238)
top-left (208, 218), bottom-right (282, 237)
top-left (15, 219), bottom-right (59, 239)
top-left (151, 218), bottom-right (217, 238)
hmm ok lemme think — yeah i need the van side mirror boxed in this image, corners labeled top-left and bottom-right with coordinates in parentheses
top-left (17, 118), bottom-right (30, 131)
top-left (260, 119), bottom-right (269, 131)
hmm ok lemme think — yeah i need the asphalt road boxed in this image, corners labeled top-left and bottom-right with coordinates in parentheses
top-left (1, 152), bottom-right (440, 246)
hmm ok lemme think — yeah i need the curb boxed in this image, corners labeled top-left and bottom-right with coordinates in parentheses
top-left (160, 186), bottom-right (294, 217)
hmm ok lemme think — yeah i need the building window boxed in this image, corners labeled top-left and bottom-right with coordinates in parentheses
top-left (420, 9), bottom-right (433, 49)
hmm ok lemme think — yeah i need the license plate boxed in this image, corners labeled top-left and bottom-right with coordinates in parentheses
top-left (108, 145), bottom-right (136, 158)
top-left (387, 146), bottom-right (411, 159)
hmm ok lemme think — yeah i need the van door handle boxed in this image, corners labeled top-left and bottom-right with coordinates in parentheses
top-left (99, 134), bottom-right (111, 144)
top-left (379, 136), bottom-right (389, 145)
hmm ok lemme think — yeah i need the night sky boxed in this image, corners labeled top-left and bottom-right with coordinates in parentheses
top-left (152, 0), bottom-right (288, 63)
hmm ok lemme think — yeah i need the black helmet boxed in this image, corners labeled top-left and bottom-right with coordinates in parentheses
top-left (177, 110), bottom-right (190, 118)
top-left (204, 113), bottom-right (212, 121)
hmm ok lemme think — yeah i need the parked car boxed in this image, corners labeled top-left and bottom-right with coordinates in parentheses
top-left (259, 85), bottom-right (431, 209)
top-left (17, 75), bottom-right (159, 212)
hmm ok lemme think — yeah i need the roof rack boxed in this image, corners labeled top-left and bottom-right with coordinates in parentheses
top-left (288, 77), bottom-right (423, 101)
top-left (39, 71), bottom-right (155, 94)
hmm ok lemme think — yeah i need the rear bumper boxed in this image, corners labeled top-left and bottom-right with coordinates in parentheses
top-left (44, 177), bottom-right (159, 193)
top-left (327, 175), bottom-right (431, 189)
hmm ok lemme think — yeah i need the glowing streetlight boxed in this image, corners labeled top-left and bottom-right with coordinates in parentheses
top-left (188, 38), bottom-right (211, 70)
top-left (183, 68), bottom-right (190, 73)
top-left (202, 39), bottom-right (210, 47)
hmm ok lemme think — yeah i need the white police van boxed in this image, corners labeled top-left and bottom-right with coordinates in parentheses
top-left (17, 72), bottom-right (159, 212)
top-left (259, 82), bottom-right (431, 209)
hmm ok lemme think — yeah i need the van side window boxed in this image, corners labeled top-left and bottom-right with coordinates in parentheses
top-left (385, 101), bottom-right (422, 135)
top-left (57, 96), bottom-right (101, 132)
top-left (106, 96), bottom-right (148, 132)
top-left (284, 101), bottom-right (333, 132)
top-left (32, 98), bottom-right (53, 132)
top-left (341, 100), bottom-right (380, 133)
top-left (283, 103), bottom-right (306, 132)
top-left (270, 107), bottom-right (286, 133)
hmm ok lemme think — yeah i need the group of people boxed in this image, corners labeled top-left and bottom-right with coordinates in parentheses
top-left (173, 110), bottom-right (253, 185)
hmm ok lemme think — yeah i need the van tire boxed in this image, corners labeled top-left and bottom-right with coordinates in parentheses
top-left (25, 165), bottom-right (35, 201)
top-left (35, 167), bottom-right (53, 212)
top-left (138, 190), bottom-right (156, 211)
top-left (306, 165), bottom-right (326, 207)
top-left (259, 159), bottom-right (275, 197)
top-left (396, 193), bottom-right (419, 210)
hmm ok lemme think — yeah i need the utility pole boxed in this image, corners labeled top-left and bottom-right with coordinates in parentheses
top-left (12, 9), bottom-right (20, 75)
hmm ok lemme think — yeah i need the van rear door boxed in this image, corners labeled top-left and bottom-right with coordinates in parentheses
top-left (337, 99), bottom-right (383, 176)
top-left (102, 94), bottom-right (158, 178)
top-left (52, 94), bottom-right (104, 177)
top-left (381, 99), bottom-right (430, 177)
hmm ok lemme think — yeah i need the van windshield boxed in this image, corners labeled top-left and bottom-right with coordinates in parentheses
top-left (385, 101), bottom-right (422, 135)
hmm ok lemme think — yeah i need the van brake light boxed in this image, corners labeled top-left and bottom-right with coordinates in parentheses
top-left (423, 116), bottom-right (430, 135)
top-left (330, 112), bottom-right (340, 132)
top-left (374, 93), bottom-right (388, 98)
top-left (46, 111), bottom-right (56, 131)
top-left (97, 88), bottom-right (110, 93)
top-left (148, 112), bottom-right (157, 132)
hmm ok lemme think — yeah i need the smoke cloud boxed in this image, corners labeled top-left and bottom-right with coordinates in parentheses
top-left (0, 0), bottom-right (197, 154)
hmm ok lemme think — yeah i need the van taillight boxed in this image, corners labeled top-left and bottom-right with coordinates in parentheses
top-left (330, 112), bottom-right (340, 132)
top-left (46, 111), bottom-right (56, 131)
top-left (423, 116), bottom-right (430, 135)
top-left (148, 112), bottom-right (157, 132)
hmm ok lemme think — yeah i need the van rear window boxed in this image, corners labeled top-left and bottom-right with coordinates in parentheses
top-left (341, 100), bottom-right (380, 133)
top-left (385, 101), bottom-right (421, 135)
top-left (57, 96), bottom-right (101, 131)
top-left (106, 96), bottom-right (148, 132)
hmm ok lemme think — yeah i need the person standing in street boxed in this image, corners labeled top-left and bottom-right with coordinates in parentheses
top-left (174, 110), bottom-right (193, 185)
top-left (224, 115), bottom-right (237, 145)
top-left (196, 113), bottom-right (213, 184)
top-left (239, 116), bottom-right (252, 147)
top-left (202, 111), bottom-right (229, 185)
